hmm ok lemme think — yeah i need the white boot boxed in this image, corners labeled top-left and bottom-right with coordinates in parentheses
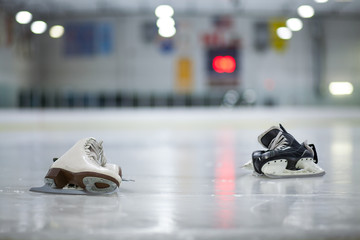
top-left (31, 138), bottom-right (122, 194)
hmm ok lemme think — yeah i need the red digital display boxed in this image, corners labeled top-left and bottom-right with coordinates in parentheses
top-left (212, 56), bottom-right (236, 73)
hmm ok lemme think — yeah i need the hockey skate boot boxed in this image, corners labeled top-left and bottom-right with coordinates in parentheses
top-left (30, 138), bottom-right (122, 195)
top-left (251, 124), bottom-right (325, 178)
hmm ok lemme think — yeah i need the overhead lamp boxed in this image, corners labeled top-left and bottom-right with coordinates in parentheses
top-left (49, 25), bottom-right (64, 38)
top-left (276, 27), bottom-right (292, 40)
top-left (15, 11), bottom-right (32, 24)
top-left (31, 21), bottom-right (47, 34)
top-left (158, 26), bottom-right (176, 38)
top-left (156, 17), bottom-right (175, 29)
top-left (297, 5), bottom-right (315, 18)
top-left (314, 0), bottom-right (328, 3)
top-left (286, 18), bottom-right (303, 31)
top-left (329, 82), bottom-right (354, 96)
top-left (155, 4), bottom-right (176, 38)
top-left (155, 5), bottom-right (174, 18)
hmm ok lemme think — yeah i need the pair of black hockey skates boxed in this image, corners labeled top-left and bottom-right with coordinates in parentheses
top-left (244, 124), bottom-right (325, 178)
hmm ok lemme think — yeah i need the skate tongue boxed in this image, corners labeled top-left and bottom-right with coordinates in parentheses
top-left (85, 138), bottom-right (107, 166)
top-left (258, 126), bottom-right (281, 149)
top-left (259, 124), bottom-right (302, 150)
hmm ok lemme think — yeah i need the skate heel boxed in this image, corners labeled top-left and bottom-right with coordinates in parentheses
top-left (82, 176), bottom-right (118, 194)
top-left (44, 168), bottom-right (68, 188)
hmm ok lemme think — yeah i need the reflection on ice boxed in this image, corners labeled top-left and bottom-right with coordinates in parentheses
top-left (215, 130), bottom-right (235, 228)
top-left (331, 126), bottom-right (353, 186)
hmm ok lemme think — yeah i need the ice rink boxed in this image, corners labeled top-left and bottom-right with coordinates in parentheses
top-left (1, 107), bottom-right (360, 240)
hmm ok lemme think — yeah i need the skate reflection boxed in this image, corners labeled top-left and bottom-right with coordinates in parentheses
top-left (29, 194), bottom-right (121, 234)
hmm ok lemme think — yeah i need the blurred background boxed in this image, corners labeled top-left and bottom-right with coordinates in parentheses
top-left (0, 0), bottom-right (359, 108)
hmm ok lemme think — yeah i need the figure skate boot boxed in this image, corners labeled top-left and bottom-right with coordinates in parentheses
top-left (245, 124), bottom-right (325, 178)
top-left (30, 137), bottom-right (122, 195)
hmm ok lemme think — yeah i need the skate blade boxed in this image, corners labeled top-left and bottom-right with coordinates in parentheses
top-left (241, 160), bottom-right (254, 171)
top-left (30, 184), bottom-right (88, 195)
top-left (83, 176), bottom-right (118, 194)
top-left (30, 180), bottom-right (118, 195)
top-left (262, 158), bottom-right (325, 179)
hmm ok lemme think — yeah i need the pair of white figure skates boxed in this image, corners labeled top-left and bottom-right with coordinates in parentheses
top-left (30, 138), bottom-right (123, 195)
top-left (243, 124), bottom-right (325, 178)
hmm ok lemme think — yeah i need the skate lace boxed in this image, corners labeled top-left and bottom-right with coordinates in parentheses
top-left (268, 132), bottom-right (288, 150)
top-left (85, 138), bottom-right (107, 166)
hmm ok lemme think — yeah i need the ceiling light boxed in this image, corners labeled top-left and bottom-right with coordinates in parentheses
top-left (315, 0), bottom-right (328, 3)
top-left (286, 18), bottom-right (303, 31)
top-left (329, 82), bottom-right (354, 95)
top-left (158, 26), bottom-right (176, 38)
top-left (49, 25), bottom-right (64, 38)
top-left (297, 5), bottom-right (315, 18)
top-left (15, 11), bottom-right (32, 24)
top-left (31, 21), bottom-right (47, 34)
top-left (276, 27), bottom-right (292, 40)
top-left (155, 5), bottom-right (174, 18)
top-left (156, 17), bottom-right (175, 29)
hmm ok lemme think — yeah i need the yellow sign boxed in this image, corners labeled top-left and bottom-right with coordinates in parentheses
top-left (269, 18), bottom-right (287, 52)
top-left (176, 57), bottom-right (193, 93)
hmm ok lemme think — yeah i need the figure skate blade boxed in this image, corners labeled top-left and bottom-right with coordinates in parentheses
top-left (30, 178), bottom-right (118, 195)
top-left (30, 184), bottom-right (88, 195)
top-left (261, 158), bottom-right (325, 178)
top-left (83, 176), bottom-right (118, 194)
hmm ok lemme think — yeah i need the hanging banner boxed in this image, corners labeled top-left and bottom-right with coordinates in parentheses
top-left (64, 22), bottom-right (113, 56)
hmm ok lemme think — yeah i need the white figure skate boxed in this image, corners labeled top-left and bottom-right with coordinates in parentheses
top-left (243, 124), bottom-right (325, 178)
top-left (30, 138), bottom-right (122, 195)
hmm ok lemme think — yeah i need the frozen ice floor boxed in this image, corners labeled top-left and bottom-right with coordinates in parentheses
top-left (1, 107), bottom-right (360, 240)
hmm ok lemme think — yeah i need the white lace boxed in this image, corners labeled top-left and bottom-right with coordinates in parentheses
top-left (268, 132), bottom-right (289, 150)
top-left (84, 138), bottom-right (107, 166)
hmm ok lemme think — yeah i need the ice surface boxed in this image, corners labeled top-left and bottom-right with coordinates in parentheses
top-left (1, 107), bottom-right (360, 240)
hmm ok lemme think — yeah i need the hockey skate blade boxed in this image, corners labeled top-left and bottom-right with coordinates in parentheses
top-left (262, 158), bottom-right (325, 179)
top-left (241, 160), bottom-right (254, 171)
top-left (30, 184), bottom-right (89, 195)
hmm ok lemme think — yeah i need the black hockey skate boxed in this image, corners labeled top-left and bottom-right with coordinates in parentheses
top-left (251, 124), bottom-right (325, 178)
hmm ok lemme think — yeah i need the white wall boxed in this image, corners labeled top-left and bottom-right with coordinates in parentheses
top-left (36, 14), bottom-right (318, 105)
top-left (324, 19), bottom-right (360, 105)
top-left (1, 12), bottom-right (360, 106)
top-left (0, 10), bottom-right (33, 106)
